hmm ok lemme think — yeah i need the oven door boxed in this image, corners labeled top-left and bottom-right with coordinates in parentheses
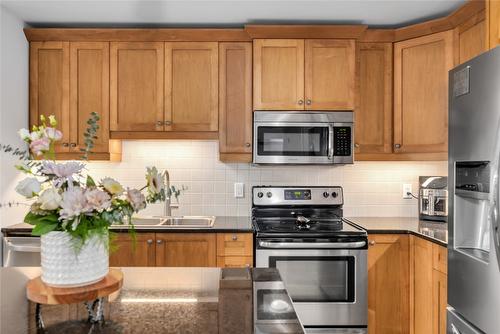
top-left (253, 122), bottom-right (333, 164)
top-left (255, 246), bottom-right (367, 328)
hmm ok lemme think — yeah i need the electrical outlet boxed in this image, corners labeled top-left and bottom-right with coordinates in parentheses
top-left (234, 183), bottom-right (244, 198)
top-left (403, 184), bottom-right (412, 199)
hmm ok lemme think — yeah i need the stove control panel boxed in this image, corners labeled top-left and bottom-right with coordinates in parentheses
top-left (253, 186), bottom-right (343, 206)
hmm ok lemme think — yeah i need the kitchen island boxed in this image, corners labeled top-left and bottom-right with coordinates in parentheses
top-left (0, 267), bottom-right (303, 334)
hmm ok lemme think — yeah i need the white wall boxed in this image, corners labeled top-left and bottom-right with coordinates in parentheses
top-left (0, 6), bottom-right (29, 229)
top-left (86, 141), bottom-right (447, 218)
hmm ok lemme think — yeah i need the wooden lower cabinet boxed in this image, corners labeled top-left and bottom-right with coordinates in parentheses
top-left (109, 233), bottom-right (156, 267)
top-left (110, 232), bottom-right (253, 268)
top-left (368, 234), bottom-right (410, 334)
top-left (155, 233), bottom-right (217, 267)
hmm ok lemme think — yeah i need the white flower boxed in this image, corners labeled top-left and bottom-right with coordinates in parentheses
top-left (126, 188), bottom-right (146, 212)
top-left (29, 137), bottom-right (50, 156)
top-left (41, 161), bottom-right (85, 188)
top-left (146, 167), bottom-right (164, 195)
top-left (59, 187), bottom-right (90, 221)
top-left (85, 189), bottom-right (111, 212)
top-left (29, 131), bottom-right (42, 141)
top-left (44, 127), bottom-right (63, 141)
top-left (18, 128), bottom-right (31, 141)
top-left (101, 177), bottom-right (124, 195)
top-left (37, 187), bottom-right (63, 211)
top-left (15, 177), bottom-right (41, 198)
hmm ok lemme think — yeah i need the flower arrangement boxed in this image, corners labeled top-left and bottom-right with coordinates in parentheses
top-left (10, 113), bottom-right (170, 244)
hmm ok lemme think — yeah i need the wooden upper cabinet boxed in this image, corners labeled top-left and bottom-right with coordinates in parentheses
top-left (165, 42), bottom-right (218, 132)
top-left (487, 0), bottom-right (500, 49)
top-left (356, 42), bottom-right (393, 155)
top-left (394, 30), bottom-right (455, 154)
top-left (69, 42), bottom-right (110, 153)
top-left (219, 42), bottom-right (253, 159)
top-left (109, 233), bottom-right (156, 267)
top-left (155, 233), bottom-right (216, 267)
top-left (110, 42), bottom-right (164, 132)
top-left (30, 42), bottom-right (70, 153)
top-left (253, 39), bottom-right (305, 110)
top-left (305, 39), bottom-right (355, 110)
top-left (457, 10), bottom-right (486, 64)
top-left (368, 234), bottom-right (410, 334)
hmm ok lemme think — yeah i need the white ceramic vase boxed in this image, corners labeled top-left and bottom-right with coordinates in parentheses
top-left (41, 231), bottom-right (109, 287)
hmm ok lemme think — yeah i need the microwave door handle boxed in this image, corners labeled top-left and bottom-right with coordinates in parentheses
top-left (328, 125), bottom-right (334, 160)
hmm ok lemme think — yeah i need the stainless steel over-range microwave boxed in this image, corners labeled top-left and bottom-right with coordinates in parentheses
top-left (253, 111), bottom-right (354, 164)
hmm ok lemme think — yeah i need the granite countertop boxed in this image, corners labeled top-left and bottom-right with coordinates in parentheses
top-left (346, 217), bottom-right (448, 247)
top-left (0, 267), bottom-right (303, 334)
top-left (1, 216), bottom-right (253, 235)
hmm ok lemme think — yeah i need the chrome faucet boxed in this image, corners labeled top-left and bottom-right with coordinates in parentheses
top-left (163, 170), bottom-right (171, 217)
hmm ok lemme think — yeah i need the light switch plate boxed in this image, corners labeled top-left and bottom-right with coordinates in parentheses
top-left (403, 184), bottom-right (412, 199)
top-left (234, 183), bottom-right (244, 198)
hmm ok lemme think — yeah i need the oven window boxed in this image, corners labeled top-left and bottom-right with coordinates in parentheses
top-left (257, 126), bottom-right (329, 156)
top-left (269, 256), bottom-right (355, 303)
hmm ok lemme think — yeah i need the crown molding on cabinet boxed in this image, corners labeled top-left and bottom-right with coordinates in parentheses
top-left (244, 25), bottom-right (368, 39)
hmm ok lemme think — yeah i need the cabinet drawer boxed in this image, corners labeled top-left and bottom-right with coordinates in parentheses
top-left (432, 243), bottom-right (447, 274)
top-left (217, 256), bottom-right (253, 268)
top-left (217, 233), bottom-right (253, 257)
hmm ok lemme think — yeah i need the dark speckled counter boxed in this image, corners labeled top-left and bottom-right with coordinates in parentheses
top-left (1, 216), bottom-right (253, 235)
top-left (346, 217), bottom-right (448, 247)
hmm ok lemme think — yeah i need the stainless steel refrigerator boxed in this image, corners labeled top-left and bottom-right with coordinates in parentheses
top-left (448, 47), bottom-right (500, 333)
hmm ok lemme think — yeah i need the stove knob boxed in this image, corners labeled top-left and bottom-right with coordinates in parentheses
top-left (332, 192), bottom-right (338, 198)
top-left (323, 192), bottom-right (330, 198)
top-left (257, 192), bottom-right (264, 198)
top-left (266, 192), bottom-right (273, 198)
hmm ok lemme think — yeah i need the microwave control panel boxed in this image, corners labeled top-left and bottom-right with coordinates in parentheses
top-left (333, 127), bottom-right (352, 156)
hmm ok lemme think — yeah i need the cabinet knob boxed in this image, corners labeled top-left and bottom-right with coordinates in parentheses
top-left (306, 99), bottom-right (312, 105)
top-left (147, 239), bottom-right (153, 245)
top-left (62, 143), bottom-right (69, 147)
top-left (369, 240), bottom-right (376, 246)
top-left (156, 121), bottom-right (163, 126)
top-left (157, 239), bottom-right (163, 244)
top-left (70, 143), bottom-right (77, 148)
top-left (164, 121), bottom-right (172, 126)
top-left (232, 234), bottom-right (238, 241)
top-left (245, 143), bottom-right (251, 148)
top-left (354, 143), bottom-right (360, 148)
top-left (394, 144), bottom-right (401, 149)
top-left (298, 99), bottom-right (304, 105)
top-left (245, 264), bottom-right (250, 268)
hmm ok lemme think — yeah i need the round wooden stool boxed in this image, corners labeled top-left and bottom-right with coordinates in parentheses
top-left (26, 268), bottom-right (123, 330)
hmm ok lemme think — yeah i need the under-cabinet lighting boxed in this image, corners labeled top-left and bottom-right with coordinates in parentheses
top-left (121, 297), bottom-right (198, 303)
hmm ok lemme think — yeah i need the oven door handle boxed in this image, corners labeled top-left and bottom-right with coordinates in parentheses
top-left (258, 240), bottom-right (366, 249)
top-left (4, 238), bottom-right (41, 252)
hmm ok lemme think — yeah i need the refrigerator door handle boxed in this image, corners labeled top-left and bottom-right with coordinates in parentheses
top-left (491, 126), bottom-right (500, 271)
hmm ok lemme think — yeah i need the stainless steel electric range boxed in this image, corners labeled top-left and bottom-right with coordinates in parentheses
top-left (253, 186), bottom-right (368, 334)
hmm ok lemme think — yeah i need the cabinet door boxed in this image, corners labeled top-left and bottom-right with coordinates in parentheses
top-left (413, 236), bottom-right (434, 334)
top-left (110, 42), bottom-right (164, 132)
top-left (253, 39), bottom-right (304, 110)
top-left (356, 42), bottom-right (393, 154)
top-left (165, 42), bottom-right (218, 132)
top-left (69, 42), bottom-right (110, 153)
top-left (219, 42), bottom-right (253, 158)
top-left (368, 234), bottom-right (410, 334)
top-left (155, 233), bottom-right (216, 267)
top-left (487, 0), bottom-right (500, 49)
top-left (432, 270), bottom-right (447, 334)
top-left (109, 233), bottom-right (156, 267)
top-left (305, 39), bottom-right (355, 110)
top-left (457, 12), bottom-right (486, 64)
top-left (30, 42), bottom-right (70, 153)
top-left (394, 30), bottom-right (454, 154)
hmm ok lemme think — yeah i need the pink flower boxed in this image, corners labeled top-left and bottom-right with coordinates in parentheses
top-left (29, 137), bottom-right (50, 156)
top-left (85, 189), bottom-right (111, 212)
top-left (59, 187), bottom-right (91, 224)
top-left (44, 127), bottom-right (63, 141)
top-left (126, 188), bottom-right (146, 212)
top-left (42, 161), bottom-right (85, 188)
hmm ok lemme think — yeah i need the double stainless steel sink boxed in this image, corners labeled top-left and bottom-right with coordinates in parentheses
top-left (115, 216), bottom-right (216, 228)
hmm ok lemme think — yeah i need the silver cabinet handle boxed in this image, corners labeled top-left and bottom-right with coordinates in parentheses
top-left (369, 240), bottom-right (376, 246)
top-left (62, 143), bottom-right (69, 147)
top-left (157, 239), bottom-right (163, 244)
top-left (164, 121), bottom-right (172, 126)
top-left (156, 121), bottom-right (163, 126)
top-left (147, 239), bottom-right (153, 245)
top-left (395, 144), bottom-right (401, 149)
top-left (298, 99), bottom-right (304, 105)
top-left (354, 143), bottom-right (360, 148)
top-left (5, 238), bottom-right (41, 252)
top-left (258, 240), bottom-right (366, 249)
top-left (306, 99), bottom-right (312, 105)
top-left (245, 143), bottom-right (251, 148)
top-left (70, 143), bottom-right (77, 148)
top-left (232, 234), bottom-right (238, 241)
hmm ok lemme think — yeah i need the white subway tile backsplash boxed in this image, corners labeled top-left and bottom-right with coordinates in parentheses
top-left (82, 140), bottom-right (447, 218)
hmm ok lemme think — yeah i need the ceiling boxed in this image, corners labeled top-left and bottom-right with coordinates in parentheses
top-left (1, 0), bottom-right (467, 28)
